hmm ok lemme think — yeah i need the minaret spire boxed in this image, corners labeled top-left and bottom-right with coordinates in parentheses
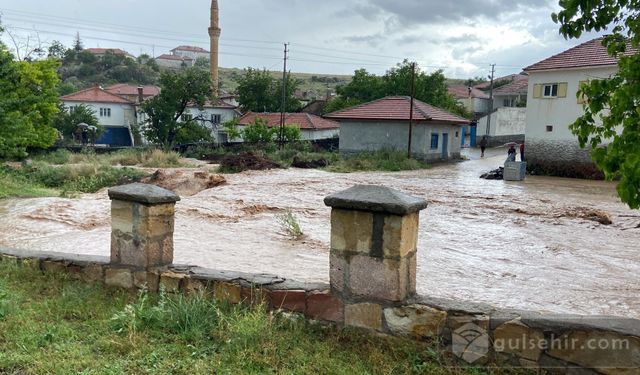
top-left (208, 0), bottom-right (221, 95)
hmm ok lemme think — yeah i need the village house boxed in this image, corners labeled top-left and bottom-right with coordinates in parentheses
top-left (155, 54), bottom-right (194, 69)
top-left (447, 85), bottom-right (490, 118)
top-left (324, 96), bottom-right (469, 161)
top-left (61, 86), bottom-right (137, 147)
top-left (104, 84), bottom-right (161, 103)
top-left (475, 74), bottom-right (528, 146)
top-left (170, 45), bottom-right (210, 60)
top-left (523, 37), bottom-right (636, 177)
top-left (237, 112), bottom-right (339, 142)
top-left (182, 100), bottom-right (240, 143)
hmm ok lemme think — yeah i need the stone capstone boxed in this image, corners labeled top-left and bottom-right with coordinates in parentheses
top-left (324, 185), bottom-right (427, 215)
top-left (108, 183), bottom-right (180, 204)
top-left (383, 305), bottom-right (447, 338)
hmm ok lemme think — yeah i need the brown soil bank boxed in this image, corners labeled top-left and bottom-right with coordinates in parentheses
top-left (145, 169), bottom-right (226, 196)
top-left (219, 152), bottom-right (281, 173)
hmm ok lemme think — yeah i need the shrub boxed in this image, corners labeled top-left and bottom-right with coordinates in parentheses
top-left (276, 209), bottom-right (303, 238)
top-left (242, 119), bottom-right (276, 143)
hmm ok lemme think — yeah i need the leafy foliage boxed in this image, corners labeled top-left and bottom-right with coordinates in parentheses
top-left (52, 103), bottom-right (102, 142)
top-left (0, 38), bottom-right (60, 159)
top-left (326, 60), bottom-right (470, 117)
top-left (242, 118), bottom-right (276, 143)
top-left (236, 68), bottom-right (302, 112)
top-left (553, 0), bottom-right (640, 208)
top-left (139, 68), bottom-right (214, 149)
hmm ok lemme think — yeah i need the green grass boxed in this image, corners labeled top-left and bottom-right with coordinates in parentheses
top-left (325, 150), bottom-right (429, 173)
top-left (0, 261), bottom-right (523, 374)
top-left (35, 148), bottom-right (187, 168)
top-left (0, 166), bottom-right (58, 199)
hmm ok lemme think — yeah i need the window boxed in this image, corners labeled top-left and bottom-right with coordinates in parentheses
top-left (533, 82), bottom-right (567, 99)
top-left (181, 114), bottom-right (193, 122)
top-left (211, 114), bottom-right (222, 124)
top-left (68, 106), bottom-right (76, 113)
top-left (543, 84), bottom-right (558, 97)
top-left (546, 125), bottom-right (554, 132)
top-left (455, 131), bottom-right (459, 138)
top-left (430, 134), bottom-right (439, 149)
top-left (99, 108), bottom-right (111, 117)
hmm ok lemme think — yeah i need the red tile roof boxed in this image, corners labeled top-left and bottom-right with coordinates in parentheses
top-left (448, 85), bottom-right (490, 99)
top-left (61, 86), bottom-right (134, 104)
top-left (105, 84), bottom-right (161, 97)
top-left (171, 45), bottom-right (209, 53)
top-left (324, 96), bottom-right (469, 124)
top-left (493, 76), bottom-right (529, 95)
top-left (239, 112), bottom-right (340, 130)
top-left (524, 37), bottom-right (637, 72)
top-left (201, 99), bottom-right (237, 109)
top-left (156, 54), bottom-right (193, 61)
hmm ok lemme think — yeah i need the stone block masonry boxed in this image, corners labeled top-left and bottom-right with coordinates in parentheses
top-left (2, 182), bottom-right (640, 373)
top-left (108, 183), bottom-right (180, 269)
top-left (324, 185), bottom-right (427, 304)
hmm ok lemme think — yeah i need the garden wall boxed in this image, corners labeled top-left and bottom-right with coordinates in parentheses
top-left (1, 182), bottom-right (638, 374)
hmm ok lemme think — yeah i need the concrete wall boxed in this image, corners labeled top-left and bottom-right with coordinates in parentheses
top-left (525, 66), bottom-right (618, 177)
top-left (457, 97), bottom-right (489, 114)
top-left (339, 120), bottom-right (463, 161)
top-left (475, 107), bottom-right (526, 146)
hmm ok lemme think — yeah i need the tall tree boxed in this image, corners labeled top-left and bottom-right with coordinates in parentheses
top-left (139, 68), bottom-right (213, 149)
top-left (553, 1), bottom-right (640, 208)
top-left (0, 34), bottom-right (60, 158)
top-left (236, 68), bottom-right (301, 112)
top-left (326, 61), bottom-right (468, 117)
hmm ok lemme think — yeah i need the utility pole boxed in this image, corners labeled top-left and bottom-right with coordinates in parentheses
top-left (407, 62), bottom-right (416, 159)
top-left (486, 64), bottom-right (496, 136)
top-left (279, 43), bottom-right (289, 149)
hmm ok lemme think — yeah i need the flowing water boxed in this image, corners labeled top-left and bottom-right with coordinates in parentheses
top-left (1, 149), bottom-right (639, 317)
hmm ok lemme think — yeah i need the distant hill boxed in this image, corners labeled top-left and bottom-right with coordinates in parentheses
top-left (219, 67), bottom-right (352, 98)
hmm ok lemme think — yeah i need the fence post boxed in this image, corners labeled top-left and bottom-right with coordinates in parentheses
top-left (108, 183), bottom-right (180, 269)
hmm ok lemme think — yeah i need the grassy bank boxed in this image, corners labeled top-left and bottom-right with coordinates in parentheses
top-left (0, 261), bottom-right (520, 374)
top-left (0, 149), bottom-right (189, 199)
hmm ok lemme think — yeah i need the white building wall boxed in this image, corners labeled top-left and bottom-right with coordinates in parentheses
top-left (477, 108), bottom-right (526, 138)
top-left (63, 101), bottom-right (135, 128)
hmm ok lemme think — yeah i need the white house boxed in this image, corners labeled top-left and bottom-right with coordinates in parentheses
top-left (325, 96), bottom-right (469, 161)
top-left (523, 37), bottom-right (636, 177)
top-left (61, 86), bottom-right (137, 147)
top-left (476, 75), bottom-right (528, 146)
top-left (155, 54), bottom-right (194, 69)
top-left (237, 112), bottom-right (340, 142)
top-left (183, 100), bottom-right (241, 143)
top-left (447, 85), bottom-right (490, 118)
top-left (170, 45), bottom-right (210, 61)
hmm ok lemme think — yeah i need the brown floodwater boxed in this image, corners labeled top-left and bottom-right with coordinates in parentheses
top-left (1, 149), bottom-right (639, 317)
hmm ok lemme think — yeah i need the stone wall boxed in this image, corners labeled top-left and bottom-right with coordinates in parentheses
top-left (2, 182), bottom-right (638, 373)
top-left (526, 138), bottom-right (604, 179)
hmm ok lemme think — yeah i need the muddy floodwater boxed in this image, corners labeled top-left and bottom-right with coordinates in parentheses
top-left (1, 149), bottom-right (639, 318)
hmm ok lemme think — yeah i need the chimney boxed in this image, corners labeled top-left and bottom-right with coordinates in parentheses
top-left (137, 86), bottom-right (144, 104)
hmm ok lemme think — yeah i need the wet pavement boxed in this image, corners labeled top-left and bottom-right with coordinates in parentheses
top-left (1, 148), bottom-right (639, 317)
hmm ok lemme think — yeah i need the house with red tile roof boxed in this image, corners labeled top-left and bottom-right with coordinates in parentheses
top-left (447, 85), bottom-right (490, 116)
top-left (522, 37), bottom-right (637, 177)
top-left (155, 54), bottom-right (194, 69)
top-left (170, 45), bottom-right (210, 60)
top-left (105, 84), bottom-right (161, 103)
top-left (238, 112), bottom-right (339, 141)
top-left (475, 74), bottom-right (529, 147)
top-left (61, 86), bottom-right (137, 146)
top-left (325, 96), bottom-right (469, 161)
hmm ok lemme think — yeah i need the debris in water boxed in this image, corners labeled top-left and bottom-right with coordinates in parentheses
top-left (480, 167), bottom-right (504, 180)
top-left (146, 169), bottom-right (226, 196)
top-left (291, 156), bottom-right (328, 169)
top-left (219, 152), bottom-right (281, 172)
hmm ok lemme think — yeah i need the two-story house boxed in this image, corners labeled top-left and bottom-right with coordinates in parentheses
top-left (523, 37), bottom-right (636, 177)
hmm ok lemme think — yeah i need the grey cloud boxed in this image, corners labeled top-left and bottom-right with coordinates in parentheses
top-left (364, 0), bottom-right (554, 25)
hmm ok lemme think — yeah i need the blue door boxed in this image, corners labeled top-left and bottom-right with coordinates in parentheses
top-left (470, 124), bottom-right (477, 147)
top-left (442, 133), bottom-right (449, 159)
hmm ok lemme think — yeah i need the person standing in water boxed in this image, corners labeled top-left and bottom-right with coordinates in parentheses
top-left (479, 136), bottom-right (488, 157)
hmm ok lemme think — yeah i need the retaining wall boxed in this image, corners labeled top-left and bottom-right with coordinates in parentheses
top-left (1, 182), bottom-right (637, 373)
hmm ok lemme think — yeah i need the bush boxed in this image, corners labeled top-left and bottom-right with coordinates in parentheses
top-left (276, 209), bottom-right (303, 238)
top-left (242, 119), bottom-right (276, 143)
top-left (326, 150), bottom-right (429, 173)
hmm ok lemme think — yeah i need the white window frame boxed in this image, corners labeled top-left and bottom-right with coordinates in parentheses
top-left (542, 84), bottom-right (559, 98)
top-left (99, 108), bottom-right (111, 117)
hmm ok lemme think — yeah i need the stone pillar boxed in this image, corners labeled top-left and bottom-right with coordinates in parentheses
top-left (324, 185), bottom-right (427, 304)
top-left (108, 183), bottom-right (180, 269)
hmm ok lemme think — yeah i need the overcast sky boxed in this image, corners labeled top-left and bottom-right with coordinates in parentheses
top-left (0, 0), bottom-right (606, 79)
